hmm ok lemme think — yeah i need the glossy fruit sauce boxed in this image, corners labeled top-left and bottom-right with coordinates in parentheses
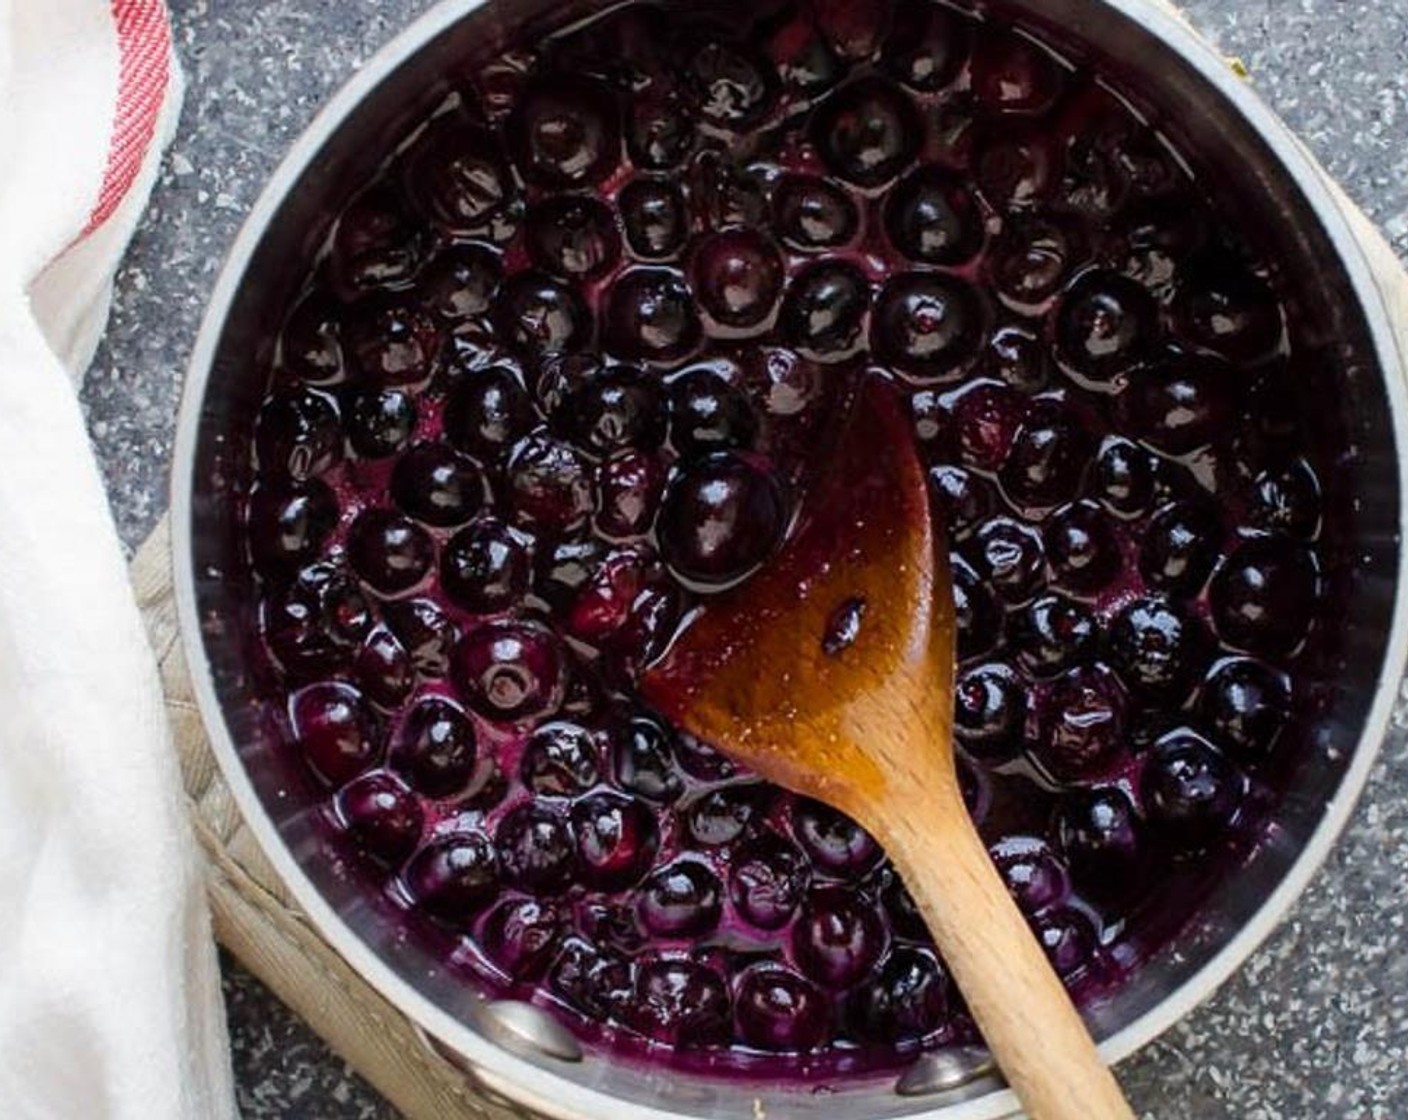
top-left (242, 0), bottom-right (1325, 1077)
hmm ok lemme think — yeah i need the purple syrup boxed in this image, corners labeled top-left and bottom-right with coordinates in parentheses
top-left (242, 0), bottom-right (1320, 1080)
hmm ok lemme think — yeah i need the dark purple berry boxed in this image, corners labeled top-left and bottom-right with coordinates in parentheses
top-left (405, 831), bottom-right (498, 925)
top-left (686, 784), bottom-right (769, 847)
top-left (1044, 501), bottom-right (1121, 594)
top-left (290, 682), bottom-right (380, 786)
top-left (508, 76), bottom-right (620, 188)
top-left (735, 966), bottom-right (833, 1052)
top-left (493, 272), bottom-right (591, 356)
top-left (668, 369), bottom-right (759, 455)
top-left (1198, 658), bottom-right (1291, 757)
top-left (773, 175), bottom-right (859, 251)
top-left (953, 381), bottom-right (1025, 471)
top-left (990, 215), bottom-right (1074, 306)
top-left (596, 450), bottom-right (665, 538)
top-left (566, 366), bottom-right (666, 453)
top-left (256, 388), bottom-right (342, 481)
top-left (526, 196), bottom-right (621, 280)
top-left (657, 453), bottom-right (786, 586)
top-left (973, 516), bottom-right (1045, 604)
top-left (986, 324), bottom-right (1051, 391)
top-left (999, 398), bottom-right (1094, 510)
top-left (1172, 255), bottom-right (1281, 362)
top-left (453, 620), bottom-right (565, 723)
top-left (793, 799), bottom-right (881, 876)
top-left (383, 597), bottom-right (458, 677)
top-left (263, 563), bottom-right (373, 677)
top-left (631, 958), bottom-right (731, 1047)
top-left (1092, 436), bottom-right (1156, 518)
top-left (345, 388), bottom-right (416, 459)
top-left (404, 119), bottom-right (513, 233)
top-left (951, 557), bottom-right (1002, 660)
top-left (535, 536), bottom-right (608, 611)
top-left (810, 0), bottom-right (893, 60)
top-left (496, 803), bottom-right (577, 893)
top-left (792, 887), bottom-right (888, 988)
top-left (443, 366), bottom-right (535, 463)
top-left (281, 293), bottom-right (344, 383)
top-left (1248, 460), bottom-right (1320, 539)
top-left (761, 8), bottom-right (844, 96)
top-left (346, 509), bottom-right (434, 595)
top-left (970, 28), bottom-right (1062, 115)
top-left (615, 714), bottom-right (685, 804)
top-left (549, 940), bottom-right (634, 1021)
top-left (638, 860), bottom-right (723, 937)
top-left (688, 150), bottom-right (769, 231)
top-left (730, 835), bottom-right (810, 930)
top-left (248, 481), bottom-right (338, 574)
top-left (885, 167), bottom-right (983, 265)
top-left (1055, 270), bottom-right (1157, 384)
top-left (1140, 501), bottom-right (1222, 596)
top-left (1014, 594), bottom-right (1097, 676)
top-left (619, 178), bottom-right (688, 259)
top-left (1033, 664), bottom-right (1125, 779)
top-left (627, 94), bottom-right (696, 171)
top-left (872, 272), bottom-right (983, 379)
top-left (991, 836), bottom-right (1069, 914)
top-left (850, 946), bottom-right (948, 1042)
top-left (690, 229), bottom-right (785, 333)
top-left (1142, 729), bottom-right (1245, 844)
top-left (392, 697), bottom-right (476, 798)
top-left (442, 519), bottom-right (527, 613)
top-left (1031, 907), bottom-right (1096, 978)
top-left (1053, 787), bottom-right (1142, 892)
top-left (355, 627), bottom-right (415, 707)
top-left (779, 261), bottom-right (870, 362)
top-left (335, 771), bottom-right (423, 865)
top-left (955, 662), bottom-right (1027, 760)
top-left (571, 790), bottom-right (660, 890)
top-left (686, 40), bottom-right (779, 129)
top-left (345, 298), bottom-right (442, 386)
top-left (882, 0), bottom-right (969, 91)
top-left (1209, 538), bottom-right (1319, 657)
top-left (419, 245), bottom-right (502, 320)
top-left (391, 443), bottom-right (488, 528)
top-left (1108, 597), bottom-right (1207, 698)
top-left (331, 185), bottom-right (427, 293)
top-left (605, 267), bottom-right (702, 362)
top-left (1118, 356), bottom-right (1237, 455)
top-left (481, 897), bottom-right (566, 980)
top-left (811, 76), bottom-right (921, 187)
top-left (522, 721), bottom-right (601, 797)
top-left (507, 432), bottom-right (594, 532)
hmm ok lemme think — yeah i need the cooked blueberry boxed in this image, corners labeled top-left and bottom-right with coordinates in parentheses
top-left (596, 450), bottom-right (665, 539)
top-left (493, 272), bottom-right (591, 356)
top-left (886, 167), bottom-right (983, 265)
top-left (508, 75), bottom-right (620, 188)
top-left (1142, 729), bottom-right (1246, 844)
top-left (990, 215), bottom-right (1075, 305)
top-left (954, 662), bottom-right (1027, 760)
top-left (668, 368), bottom-right (759, 455)
top-left (346, 298), bottom-right (442, 385)
top-left (404, 119), bottom-right (513, 233)
top-left (615, 714), bottom-right (685, 804)
top-left (405, 831), bottom-right (498, 925)
top-left (354, 627), bottom-right (415, 707)
top-left (973, 124), bottom-right (1059, 209)
top-left (991, 836), bottom-right (1069, 913)
top-left (495, 803), bottom-right (577, 894)
top-left (526, 196), bottom-right (621, 281)
top-left (690, 229), bottom-right (785, 332)
top-left (453, 620), bottom-right (565, 723)
top-left (442, 365), bottom-right (535, 463)
top-left (535, 536), bottom-right (608, 611)
top-left (548, 940), bottom-right (634, 1021)
top-left (567, 366), bottom-right (666, 453)
top-left (735, 966), bottom-right (832, 1052)
top-left (391, 443), bottom-right (488, 527)
top-left (1117, 356), bottom-right (1236, 455)
top-left (419, 245), bottom-right (502, 320)
top-left (1198, 658), bottom-right (1292, 757)
top-left (792, 886), bottom-right (888, 988)
top-left (761, 7), bottom-right (844, 95)
top-left (255, 388), bottom-right (342, 481)
top-left (658, 452), bottom-right (785, 586)
top-left (520, 721), bottom-right (600, 797)
top-left (730, 835), bottom-right (810, 930)
top-left (811, 0), bottom-right (893, 60)
top-left (882, 0), bottom-right (970, 90)
top-left (686, 40), bottom-right (779, 129)
top-left (953, 381), bottom-right (1026, 471)
top-left (391, 697), bottom-right (476, 797)
top-left (346, 509), bottom-right (434, 595)
top-left (571, 790), bottom-right (660, 890)
top-left (281, 293), bottom-right (344, 383)
top-left (1044, 501), bottom-right (1121, 594)
top-left (1055, 270), bottom-right (1157, 384)
top-left (1108, 597), bottom-right (1207, 698)
top-left (1173, 255), bottom-right (1282, 362)
top-left (872, 273), bottom-right (983, 379)
top-left (810, 76), bottom-right (922, 188)
top-left (686, 784), bottom-right (769, 847)
top-left (998, 398), bottom-right (1094, 510)
top-left (1092, 436), bottom-right (1157, 518)
top-left (480, 897), bottom-right (566, 981)
top-left (439, 518), bottom-right (528, 613)
top-left (970, 27), bottom-right (1063, 115)
top-left (331, 185), bottom-right (427, 293)
top-left (631, 958), bottom-right (731, 1047)
top-left (1209, 538), bottom-right (1320, 656)
top-left (973, 517), bottom-right (1045, 603)
top-left (507, 432), bottom-right (594, 532)
top-left (248, 481), bottom-right (338, 574)
top-left (605, 267), bottom-right (702, 362)
top-left (793, 798), bottom-right (882, 875)
top-left (290, 682), bottom-right (381, 786)
top-left (1248, 460), bottom-right (1321, 539)
top-left (1032, 664), bottom-right (1125, 779)
top-left (910, 389), bottom-right (954, 447)
top-left (564, 547), bottom-right (679, 660)
top-left (619, 178), bottom-right (688, 259)
top-left (1014, 595), bottom-right (1097, 676)
top-left (263, 563), bottom-right (374, 677)
top-left (1053, 787), bottom-right (1142, 892)
top-left (951, 557), bottom-right (1002, 660)
top-left (779, 261), bottom-right (870, 362)
top-left (335, 771), bottom-right (423, 866)
top-left (851, 945), bottom-right (948, 1043)
top-left (383, 597), bottom-right (458, 678)
top-left (1031, 907), bottom-right (1097, 978)
top-left (986, 324), bottom-right (1050, 391)
top-left (638, 860), bottom-right (723, 937)
top-left (773, 175), bottom-right (859, 251)
top-left (1140, 501), bottom-right (1222, 596)
top-left (344, 388), bottom-right (416, 459)
top-left (688, 150), bottom-right (769, 231)
top-left (627, 93), bottom-right (696, 170)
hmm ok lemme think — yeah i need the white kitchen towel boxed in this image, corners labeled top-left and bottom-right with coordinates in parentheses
top-left (0, 2), bottom-right (236, 1118)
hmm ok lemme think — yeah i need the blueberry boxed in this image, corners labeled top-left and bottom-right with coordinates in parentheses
top-left (391, 443), bottom-right (488, 528)
top-left (1140, 501), bottom-right (1222, 596)
top-left (778, 260), bottom-right (870, 362)
top-left (614, 714), bottom-right (686, 804)
top-left (928, 468), bottom-right (995, 544)
top-left (247, 481), bottom-right (338, 574)
top-left (480, 897), bottom-right (566, 981)
top-left (507, 432), bottom-right (594, 532)
top-left (657, 453), bottom-right (786, 586)
top-left (792, 886), bottom-right (888, 988)
top-left (631, 958), bottom-right (731, 1047)
top-left (1118, 356), bottom-right (1236, 456)
top-left (331, 185), bottom-right (428, 293)
top-left (548, 940), bottom-right (634, 1021)
top-left (761, 8), bottom-right (844, 96)
top-left (1209, 538), bottom-right (1319, 657)
top-left (1014, 595), bottom-right (1097, 676)
top-left (493, 272), bottom-right (591, 356)
top-left (442, 365), bottom-right (535, 463)
top-left (255, 388), bottom-right (342, 481)
top-left (383, 597), bottom-right (458, 678)
top-left (871, 272), bottom-right (983, 379)
top-left (1108, 597), bottom-right (1207, 698)
top-left (596, 450), bottom-right (666, 539)
top-left (441, 518), bottom-right (530, 613)
top-left (1032, 664), bottom-right (1125, 779)
top-left (566, 366), bottom-right (667, 453)
top-left (685, 40), bottom-right (779, 129)
top-left (1141, 729), bottom-right (1246, 845)
top-left (335, 771), bottom-right (423, 866)
top-left (954, 662), bottom-right (1027, 760)
top-left (885, 167), bottom-right (983, 265)
top-left (289, 682), bottom-right (380, 786)
top-left (793, 798), bottom-right (882, 876)
top-left (522, 721), bottom-right (601, 797)
top-left (281, 293), bottom-right (344, 383)
top-left (391, 697), bottom-right (476, 798)
top-left (685, 784), bottom-right (769, 847)
top-left (627, 94), bottom-right (696, 171)
top-left (991, 836), bottom-right (1069, 914)
top-left (951, 557), bottom-right (1002, 660)
top-left (668, 369), bottom-right (760, 455)
top-left (535, 536), bottom-right (608, 611)
top-left (1248, 460), bottom-right (1321, 539)
top-left (990, 215), bottom-right (1074, 306)
top-left (508, 75), bottom-right (621, 188)
top-left (571, 791), bottom-right (660, 891)
top-left (973, 125), bottom-right (1059, 209)
top-left (1044, 501), bottom-right (1121, 594)
top-left (638, 860), bottom-right (723, 937)
top-left (345, 387), bottom-right (417, 459)
top-left (495, 803), bottom-right (577, 894)
top-left (985, 324), bottom-right (1051, 392)
top-left (850, 947), bottom-right (948, 1048)
top-left (970, 27), bottom-right (1063, 115)
top-left (1031, 906), bottom-right (1097, 978)
top-left (952, 381), bottom-right (1026, 471)
top-left (735, 966), bottom-right (833, 1052)
top-left (405, 831), bottom-right (498, 925)
top-left (730, 835), bottom-right (810, 930)
top-left (563, 547), bottom-right (679, 662)
top-left (263, 563), bottom-right (374, 677)
top-left (1172, 255), bottom-right (1281, 362)
top-left (619, 178), bottom-right (688, 259)
top-left (688, 150), bottom-right (769, 231)
top-left (526, 195), bottom-right (621, 281)
top-left (419, 245), bottom-right (503, 321)
top-left (453, 620), bottom-right (565, 723)
top-left (881, 0), bottom-right (970, 91)
top-left (345, 298), bottom-right (443, 386)
top-left (998, 398), bottom-right (1094, 511)
top-left (1055, 270), bottom-right (1158, 385)
top-left (810, 76), bottom-right (922, 188)
top-left (605, 267), bottom-right (703, 363)
top-left (811, 0), bottom-right (894, 60)
top-left (354, 627), bottom-right (415, 708)
top-left (346, 509), bottom-right (434, 596)
top-left (1197, 658), bottom-right (1291, 758)
top-left (690, 229), bottom-right (785, 333)
top-left (1092, 436), bottom-right (1157, 518)
top-left (1053, 786), bottom-right (1142, 893)
top-left (973, 517), bottom-right (1045, 604)
top-left (403, 119), bottom-right (513, 233)
top-left (773, 175), bottom-right (859, 251)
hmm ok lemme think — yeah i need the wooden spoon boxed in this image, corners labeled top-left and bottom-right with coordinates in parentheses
top-left (643, 378), bottom-right (1135, 1120)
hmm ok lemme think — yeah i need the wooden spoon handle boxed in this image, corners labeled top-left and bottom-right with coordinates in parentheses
top-left (880, 793), bottom-right (1136, 1120)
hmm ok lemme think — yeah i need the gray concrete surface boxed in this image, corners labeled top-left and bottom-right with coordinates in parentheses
top-left (84, 1), bottom-right (1408, 1116)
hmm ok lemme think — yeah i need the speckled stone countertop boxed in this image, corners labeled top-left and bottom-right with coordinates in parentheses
top-left (84, 2), bottom-right (1408, 1117)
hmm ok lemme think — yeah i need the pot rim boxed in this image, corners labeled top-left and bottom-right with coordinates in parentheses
top-left (171, 1), bottom-right (1408, 1117)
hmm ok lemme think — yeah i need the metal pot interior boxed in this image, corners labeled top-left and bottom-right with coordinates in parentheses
top-left (176, 0), bottom-right (1404, 1116)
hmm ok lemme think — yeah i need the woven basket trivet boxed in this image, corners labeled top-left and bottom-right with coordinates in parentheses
top-left (127, 8), bottom-right (1408, 1118)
